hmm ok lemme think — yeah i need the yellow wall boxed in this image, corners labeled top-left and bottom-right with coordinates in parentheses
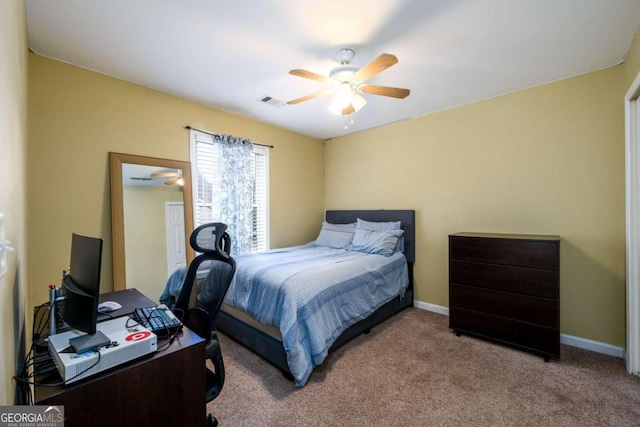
top-left (27, 53), bottom-right (324, 309)
top-left (325, 52), bottom-right (638, 347)
top-left (0, 1), bottom-right (28, 404)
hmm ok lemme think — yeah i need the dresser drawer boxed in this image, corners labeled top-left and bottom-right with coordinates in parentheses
top-left (450, 306), bottom-right (560, 357)
top-left (450, 260), bottom-right (558, 299)
top-left (450, 236), bottom-right (559, 270)
top-left (450, 284), bottom-right (558, 327)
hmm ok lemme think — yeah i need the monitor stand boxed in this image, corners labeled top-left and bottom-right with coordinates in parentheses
top-left (69, 331), bottom-right (110, 354)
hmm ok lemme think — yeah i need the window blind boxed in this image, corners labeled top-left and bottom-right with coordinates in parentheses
top-left (252, 146), bottom-right (269, 252)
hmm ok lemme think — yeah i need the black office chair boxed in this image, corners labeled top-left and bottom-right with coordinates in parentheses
top-left (173, 223), bottom-right (236, 427)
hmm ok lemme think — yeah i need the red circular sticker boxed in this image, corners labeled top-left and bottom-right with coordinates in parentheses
top-left (125, 331), bottom-right (152, 341)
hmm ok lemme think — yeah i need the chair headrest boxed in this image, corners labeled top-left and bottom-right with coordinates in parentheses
top-left (190, 223), bottom-right (231, 260)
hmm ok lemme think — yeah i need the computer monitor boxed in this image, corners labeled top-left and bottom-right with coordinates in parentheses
top-left (58, 233), bottom-right (110, 353)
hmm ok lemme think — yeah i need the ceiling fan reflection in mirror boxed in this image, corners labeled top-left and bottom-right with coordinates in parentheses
top-left (151, 169), bottom-right (184, 186)
top-left (287, 48), bottom-right (410, 115)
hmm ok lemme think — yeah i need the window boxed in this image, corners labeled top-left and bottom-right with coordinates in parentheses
top-left (190, 129), bottom-right (269, 253)
top-left (251, 145), bottom-right (269, 252)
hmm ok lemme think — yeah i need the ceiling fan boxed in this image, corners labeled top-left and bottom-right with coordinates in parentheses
top-left (150, 169), bottom-right (183, 186)
top-left (287, 48), bottom-right (410, 115)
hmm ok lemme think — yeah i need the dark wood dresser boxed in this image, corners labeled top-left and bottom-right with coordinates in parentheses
top-left (449, 232), bottom-right (560, 361)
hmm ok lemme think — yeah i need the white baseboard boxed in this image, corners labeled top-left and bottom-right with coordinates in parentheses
top-left (559, 334), bottom-right (624, 358)
top-left (413, 300), bottom-right (624, 358)
top-left (413, 300), bottom-right (449, 315)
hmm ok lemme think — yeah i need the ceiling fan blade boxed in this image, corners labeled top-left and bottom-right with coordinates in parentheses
top-left (151, 172), bottom-right (177, 178)
top-left (341, 104), bottom-right (355, 115)
top-left (353, 53), bottom-right (398, 82)
top-left (287, 88), bottom-right (334, 105)
top-left (362, 85), bottom-right (410, 99)
top-left (289, 69), bottom-right (331, 83)
top-left (165, 176), bottom-right (181, 185)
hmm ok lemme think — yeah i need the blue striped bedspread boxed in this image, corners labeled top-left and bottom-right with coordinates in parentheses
top-left (222, 243), bottom-right (409, 386)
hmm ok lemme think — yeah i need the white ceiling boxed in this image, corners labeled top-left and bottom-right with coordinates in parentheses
top-left (122, 164), bottom-right (182, 187)
top-left (25, 0), bottom-right (640, 140)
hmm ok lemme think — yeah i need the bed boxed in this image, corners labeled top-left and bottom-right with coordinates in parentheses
top-left (217, 209), bottom-right (415, 386)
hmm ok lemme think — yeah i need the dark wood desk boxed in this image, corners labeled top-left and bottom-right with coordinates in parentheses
top-left (35, 289), bottom-right (206, 427)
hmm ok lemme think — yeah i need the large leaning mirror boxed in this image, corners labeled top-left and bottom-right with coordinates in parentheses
top-left (109, 152), bottom-right (195, 298)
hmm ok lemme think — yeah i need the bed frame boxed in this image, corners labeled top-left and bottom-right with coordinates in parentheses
top-left (216, 209), bottom-right (416, 377)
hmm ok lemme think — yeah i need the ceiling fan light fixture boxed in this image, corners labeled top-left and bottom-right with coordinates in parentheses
top-left (328, 98), bottom-right (347, 115)
top-left (351, 92), bottom-right (367, 112)
top-left (329, 66), bottom-right (358, 81)
top-left (328, 83), bottom-right (355, 115)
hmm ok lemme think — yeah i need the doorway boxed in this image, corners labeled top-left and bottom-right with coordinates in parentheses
top-left (625, 70), bottom-right (640, 375)
top-left (166, 202), bottom-right (186, 277)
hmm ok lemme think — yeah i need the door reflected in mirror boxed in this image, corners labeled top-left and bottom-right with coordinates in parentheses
top-left (110, 153), bottom-right (194, 296)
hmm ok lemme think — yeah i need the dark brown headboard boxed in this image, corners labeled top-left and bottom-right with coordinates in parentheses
top-left (325, 210), bottom-right (416, 264)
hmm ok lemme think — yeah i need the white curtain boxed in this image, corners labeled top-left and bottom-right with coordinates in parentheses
top-left (195, 133), bottom-right (255, 255)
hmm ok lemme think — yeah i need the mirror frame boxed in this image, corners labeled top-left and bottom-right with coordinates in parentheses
top-left (109, 152), bottom-right (195, 291)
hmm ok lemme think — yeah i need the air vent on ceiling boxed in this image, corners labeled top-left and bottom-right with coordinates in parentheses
top-left (130, 177), bottom-right (152, 181)
top-left (258, 95), bottom-right (285, 108)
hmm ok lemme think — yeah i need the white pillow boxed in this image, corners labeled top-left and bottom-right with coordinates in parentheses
top-left (349, 228), bottom-right (404, 256)
top-left (356, 218), bottom-right (401, 232)
top-left (314, 222), bottom-right (356, 249)
top-left (355, 218), bottom-right (404, 252)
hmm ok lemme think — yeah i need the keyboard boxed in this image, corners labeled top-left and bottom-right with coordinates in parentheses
top-left (133, 304), bottom-right (182, 335)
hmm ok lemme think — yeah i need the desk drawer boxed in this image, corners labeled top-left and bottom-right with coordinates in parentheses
top-left (450, 284), bottom-right (558, 327)
top-left (450, 306), bottom-right (560, 357)
top-left (450, 260), bottom-right (558, 298)
top-left (450, 236), bottom-right (558, 270)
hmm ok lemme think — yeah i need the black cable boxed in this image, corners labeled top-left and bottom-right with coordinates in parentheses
top-left (14, 347), bottom-right (105, 388)
top-left (15, 301), bottom-right (52, 404)
top-left (32, 303), bottom-right (48, 339)
top-left (96, 311), bottom-right (118, 322)
top-left (16, 300), bottom-right (110, 397)
top-left (156, 327), bottom-right (181, 352)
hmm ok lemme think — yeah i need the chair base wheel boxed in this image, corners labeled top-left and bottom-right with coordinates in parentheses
top-left (207, 413), bottom-right (218, 427)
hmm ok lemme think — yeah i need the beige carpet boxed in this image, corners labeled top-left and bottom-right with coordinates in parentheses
top-left (207, 308), bottom-right (640, 426)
